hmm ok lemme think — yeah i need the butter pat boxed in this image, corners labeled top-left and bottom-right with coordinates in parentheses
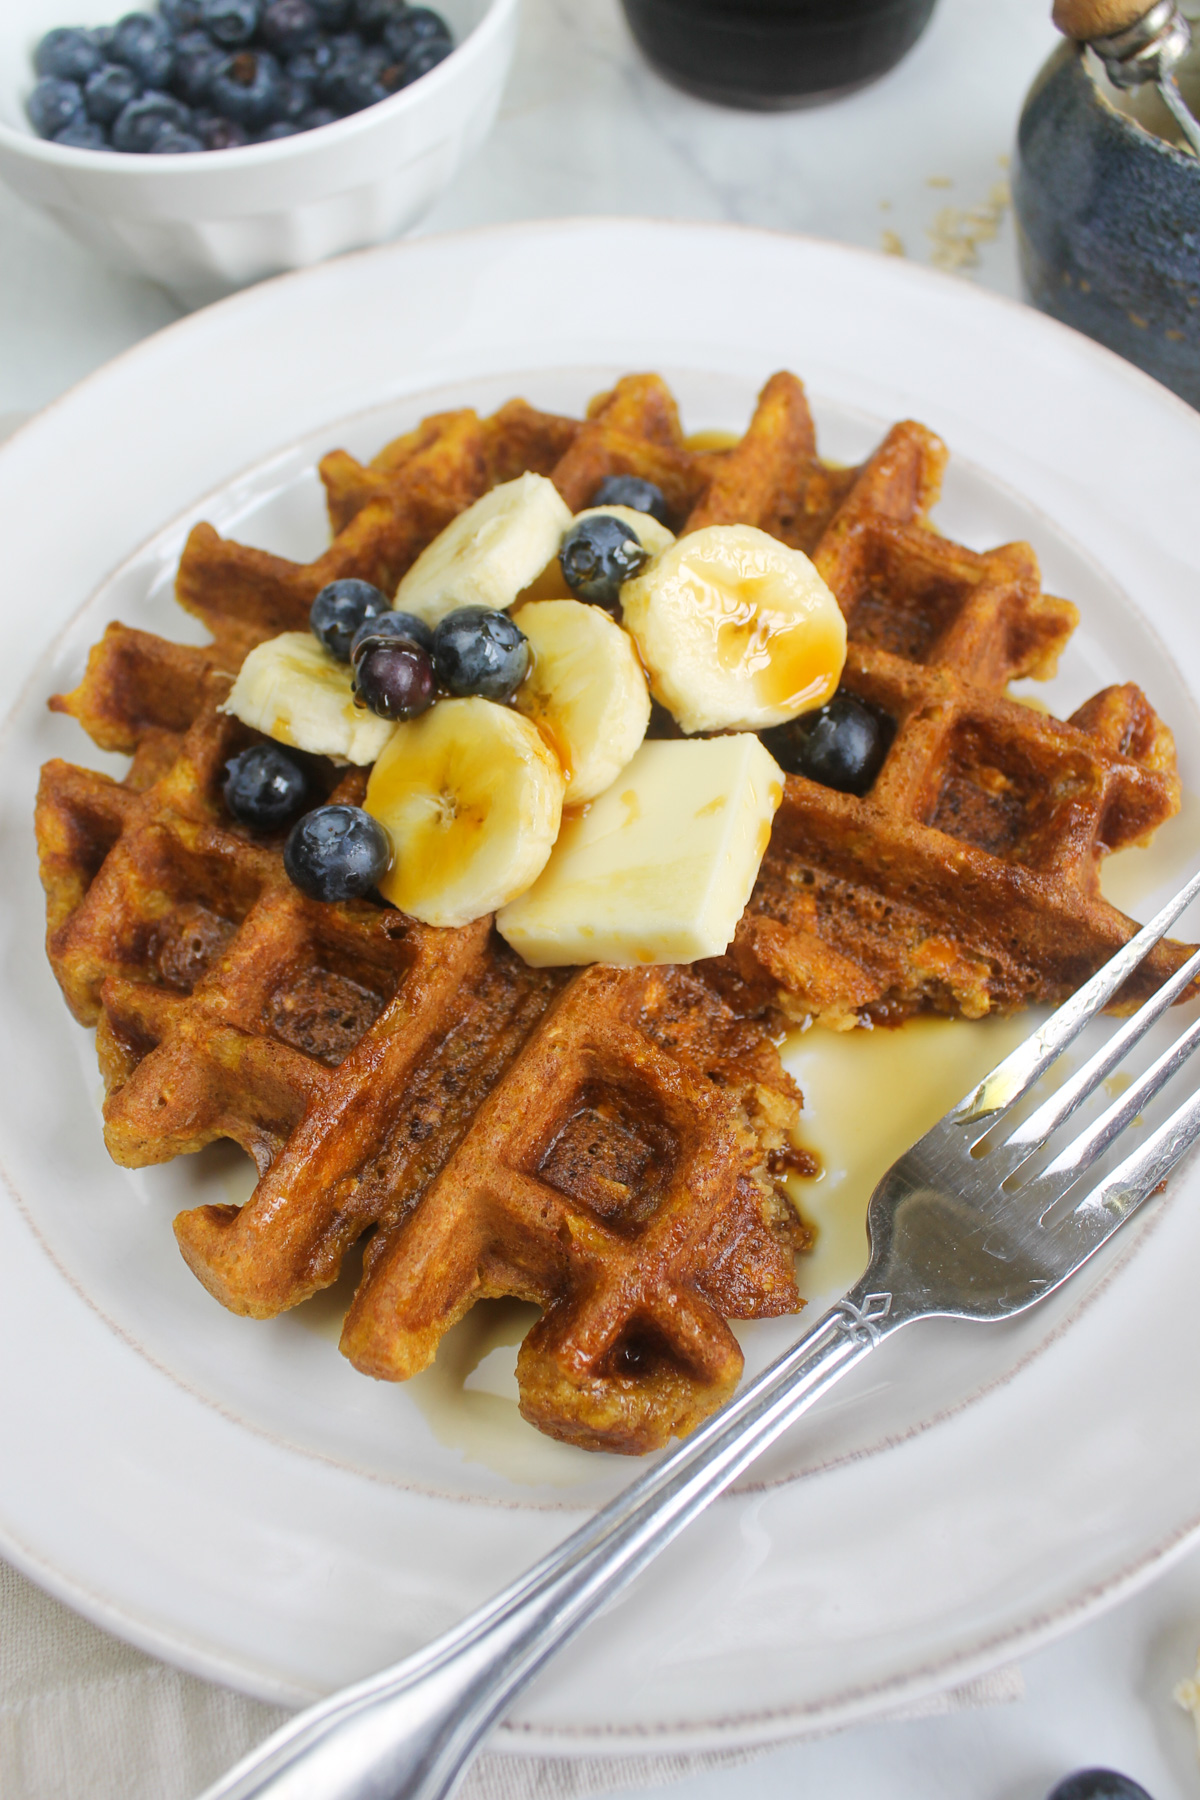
top-left (498, 734), bottom-right (783, 967)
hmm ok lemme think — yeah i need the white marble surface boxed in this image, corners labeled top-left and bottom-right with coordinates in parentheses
top-left (5, 1), bottom-right (1200, 1798)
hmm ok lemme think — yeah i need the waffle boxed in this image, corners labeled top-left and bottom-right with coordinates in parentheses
top-left (702, 395), bottom-right (1190, 1026)
top-left (38, 624), bottom-right (805, 1455)
top-left (36, 369), bottom-right (1190, 1453)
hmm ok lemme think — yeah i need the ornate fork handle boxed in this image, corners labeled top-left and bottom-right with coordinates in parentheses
top-left (202, 1284), bottom-right (900, 1800)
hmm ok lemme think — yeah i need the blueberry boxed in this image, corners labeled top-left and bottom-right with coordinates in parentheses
top-left (192, 108), bottom-right (249, 144)
top-left (284, 804), bottom-right (391, 902)
top-left (431, 607), bottom-right (529, 703)
top-left (310, 0), bottom-right (351, 24)
top-left (26, 77), bottom-right (85, 138)
top-left (558, 514), bottom-right (650, 609)
top-left (201, 0), bottom-right (260, 43)
top-left (404, 38), bottom-right (450, 76)
top-left (353, 0), bottom-right (410, 37)
top-left (317, 38), bottom-right (388, 109)
top-left (111, 13), bottom-right (176, 86)
top-left (353, 640), bottom-right (435, 720)
top-left (223, 743), bottom-right (310, 831)
top-left (256, 117), bottom-right (297, 135)
top-left (150, 124), bottom-right (204, 147)
top-left (170, 29), bottom-right (222, 102)
top-left (297, 102), bottom-right (337, 127)
top-left (34, 28), bottom-right (105, 83)
top-left (111, 89), bottom-right (191, 150)
top-left (208, 48), bottom-right (284, 124)
top-left (85, 61), bottom-right (142, 123)
top-left (54, 116), bottom-right (110, 146)
top-left (380, 4), bottom-right (450, 57)
top-left (350, 609), bottom-right (434, 661)
top-left (1046, 1773), bottom-right (1155, 1800)
top-left (760, 693), bottom-right (893, 797)
top-left (90, 25), bottom-right (117, 53)
top-left (158, 0), bottom-right (206, 29)
top-left (260, 0), bottom-right (320, 50)
top-left (589, 475), bottom-right (670, 526)
top-left (310, 578), bottom-right (388, 661)
top-left (286, 39), bottom-right (333, 82)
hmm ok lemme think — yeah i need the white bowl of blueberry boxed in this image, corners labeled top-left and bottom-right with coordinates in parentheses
top-left (0, 0), bottom-right (518, 306)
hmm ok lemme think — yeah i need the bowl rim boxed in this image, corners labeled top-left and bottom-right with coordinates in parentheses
top-left (0, 0), bottom-right (515, 171)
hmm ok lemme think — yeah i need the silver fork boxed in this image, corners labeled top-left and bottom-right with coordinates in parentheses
top-left (200, 871), bottom-right (1200, 1800)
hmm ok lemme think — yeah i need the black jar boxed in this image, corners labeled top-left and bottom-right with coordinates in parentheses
top-left (619, 0), bottom-right (939, 111)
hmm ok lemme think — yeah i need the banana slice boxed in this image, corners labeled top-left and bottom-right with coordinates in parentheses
top-left (395, 473), bottom-right (573, 626)
top-left (621, 523), bottom-right (846, 735)
top-left (223, 631), bottom-right (396, 765)
top-left (512, 599), bottom-right (650, 803)
top-left (364, 698), bottom-right (565, 928)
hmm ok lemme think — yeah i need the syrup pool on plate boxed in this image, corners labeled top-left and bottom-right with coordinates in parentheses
top-left (781, 1010), bottom-right (1037, 1311)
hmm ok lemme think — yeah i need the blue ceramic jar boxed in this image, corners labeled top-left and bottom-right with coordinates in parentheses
top-left (1014, 42), bottom-right (1200, 408)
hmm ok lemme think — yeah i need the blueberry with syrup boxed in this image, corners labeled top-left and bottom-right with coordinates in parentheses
top-left (431, 607), bottom-right (529, 703)
top-left (760, 692), bottom-right (893, 797)
top-left (284, 804), bottom-right (391, 901)
top-left (559, 514), bottom-right (650, 610)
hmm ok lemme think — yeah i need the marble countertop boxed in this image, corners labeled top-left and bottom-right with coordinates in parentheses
top-left (5, 2), bottom-right (1200, 1797)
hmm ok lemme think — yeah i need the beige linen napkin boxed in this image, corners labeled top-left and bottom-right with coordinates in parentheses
top-left (0, 1558), bottom-right (1023, 1800)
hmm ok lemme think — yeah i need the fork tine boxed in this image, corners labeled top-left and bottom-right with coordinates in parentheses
top-left (951, 866), bottom-right (1200, 1128)
top-left (1048, 1079), bottom-right (1200, 1249)
top-left (1032, 1010), bottom-right (1200, 1193)
top-left (1001, 941), bottom-right (1200, 1159)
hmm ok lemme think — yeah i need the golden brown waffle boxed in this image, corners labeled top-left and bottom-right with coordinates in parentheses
top-left (35, 368), bottom-right (1192, 1453)
top-left (705, 403), bottom-right (1191, 1025)
top-left (38, 625), bottom-right (806, 1454)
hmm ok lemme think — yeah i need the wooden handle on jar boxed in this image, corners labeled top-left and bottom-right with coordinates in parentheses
top-left (1053, 0), bottom-right (1154, 39)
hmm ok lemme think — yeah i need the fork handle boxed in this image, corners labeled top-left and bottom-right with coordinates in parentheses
top-left (199, 1282), bottom-right (902, 1800)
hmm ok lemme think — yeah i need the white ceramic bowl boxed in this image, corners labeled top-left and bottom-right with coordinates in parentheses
top-left (0, 0), bottom-right (517, 307)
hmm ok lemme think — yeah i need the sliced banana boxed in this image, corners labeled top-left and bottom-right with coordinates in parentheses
top-left (394, 473), bottom-right (573, 626)
top-left (364, 698), bottom-right (565, 928)
top-left (512, 599), bottom-right (650, 803)
top-left (620, 523), bottom-right (847, 735)
top-left (222, 631), bottom-right (395, 765)
top-left (572, 504), bottom-right (676, 557)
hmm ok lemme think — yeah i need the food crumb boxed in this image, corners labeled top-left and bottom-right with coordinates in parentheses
top-left (881, 229), bottom-right (905, 257)
top-left (927, 174), bottom-right (953, 188)
top-left (928, 180), bottom-right (1011, 273)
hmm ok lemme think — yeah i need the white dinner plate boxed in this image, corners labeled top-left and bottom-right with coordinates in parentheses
top-left (3, 220), bottom-right (1200, 1756)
